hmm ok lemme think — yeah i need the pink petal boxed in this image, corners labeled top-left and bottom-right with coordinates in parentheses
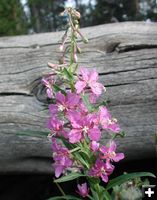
top-left (67, 111), bottom-right (82, 129)
top-left (109, 140), bottom-right (117, 152)
top-left (75, 81), bottom-right (86, 93)
top-left (55, 165), bottom-right (63, 177)
top-left (80, 68), bottom-right (90, 81)
top-left (113, 153), bottom-right (124, 162)
top-left (101, 174), bottom-right (109, 183)
top-left (109, 123), bottom-right (121, 133)
top-left (99, 145), bottom-right (108, 154)
top-left (49, 104), bottom-right (58, 115)
top-left (99, 106), bottom-right (111, 121)
top-left (66, 92), bottom-right (80, 107)
top-left (56, 92), bottom-right (65, 104)
top-left (90, 82), bottom-right (104, 96)
top-left (69, 129), bottom-right (82, 143)
top-left (89, 70), bottom-right (99, 82)
top-left (47, 88), bottom-right (53, 98)
top-left (88, 128), bottom-right (101, 141)
top-left (90, 141), bottom-right (100, 152)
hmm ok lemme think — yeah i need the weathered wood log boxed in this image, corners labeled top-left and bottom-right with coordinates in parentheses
top-left (0, 22), bottom-right (157, 174)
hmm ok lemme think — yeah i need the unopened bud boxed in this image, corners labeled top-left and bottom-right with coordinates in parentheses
top-left (59, 44), bottom-right (64, 52)
top-left (47, 62), bottom-right (58, 68)
top-left (77, 46), bottom-right (81, 53)
top-left (74, 53), bottom-right (78, 62)
top-left (83, 37), bottom-right (88, 44)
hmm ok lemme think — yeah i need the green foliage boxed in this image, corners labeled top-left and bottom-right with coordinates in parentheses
top-left (106, 172), bottom-right (156, 190)
top-left (111, 177), bottom-right (150, 200)
top-left (47, 195), bottom-right (83, 200)
top-left (16, 130), bottom-right (49, 137)
top-left (27, 0), bottom-right (65, 33)
top-left (54, 173), bottom-right (85, 183)
top-left (1, 0), bottom-right (157, 36)
top-left (0, 0), bottom-right (28, 36)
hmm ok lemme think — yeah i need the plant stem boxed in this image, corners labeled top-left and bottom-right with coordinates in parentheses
top-left (55, 182), bottom-right (67, 197)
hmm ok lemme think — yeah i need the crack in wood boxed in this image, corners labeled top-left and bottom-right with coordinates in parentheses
top-left (116, 44), bottom-right (157, 53)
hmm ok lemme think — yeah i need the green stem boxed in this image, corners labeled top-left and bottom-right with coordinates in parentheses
top-left (68, 12), bottom-right (77, 68)
top-left (55, 182), bottom-right (67, 197)
top-left (70, 146), bottom-right (80, 153)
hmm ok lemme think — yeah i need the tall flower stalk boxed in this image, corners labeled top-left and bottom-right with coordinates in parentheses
top-left (42, 8), bottom-right (155, 200)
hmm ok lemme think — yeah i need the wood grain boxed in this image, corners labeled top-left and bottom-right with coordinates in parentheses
top-left (0, 22), bottom-right (157, 173)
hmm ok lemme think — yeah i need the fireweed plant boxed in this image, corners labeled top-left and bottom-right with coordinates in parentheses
top-left (41, 8), bottom-right (155, 200)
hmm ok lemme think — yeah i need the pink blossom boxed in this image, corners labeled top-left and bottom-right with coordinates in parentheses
top-left (89, 159), bottom-right (114, 183)
top-left (75, 68), bottom-right (105, 96)
top-left (42, 75), bottom-right (55, 98)
top-left (49, 92), bottom-right (80, 116)
top-left (99, 106), bottom-right (120, 133)
top-left (100, 140), bottom-right (124, 162)
top-left (51, 138), bottom-right (73, 177)
top-left (48, 91), bottom-right (80, 117)
top-left (47, 117), bottom-right (68, 138)
top-left (90, 141), bottom-right (100, 152)
top-left (77, 183), bottom-right (89, 197)
top-left (67, 111), bottom-right (101, 143)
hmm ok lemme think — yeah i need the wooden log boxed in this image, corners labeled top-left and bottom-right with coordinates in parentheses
top-left (0, 22), bottom-right (157, 174)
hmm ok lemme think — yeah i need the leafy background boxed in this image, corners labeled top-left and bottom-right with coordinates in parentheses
top-left (0, 0), bottom-right (157, 36)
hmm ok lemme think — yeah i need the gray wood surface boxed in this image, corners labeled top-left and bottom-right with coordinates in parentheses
top-left (0, 22), bottom-right (157, 174)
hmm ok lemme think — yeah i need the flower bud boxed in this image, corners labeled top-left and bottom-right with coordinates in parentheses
top-left (59, 44), bottom-right (64, 52)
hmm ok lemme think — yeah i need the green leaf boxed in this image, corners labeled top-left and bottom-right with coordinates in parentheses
top-left (81, 94), bottom-right (93, 112)
top-left (54, 173), bottom-right (85, 183)
top-left (106, 172), bottom-right (156, 190)
top-left (47, 195), bottom-right (83, 200)
top-left (53, 84), bottom-right (66, 95)
top-left (63, 68), bottom-right (73, 80)
top-left (61, 137), bottom-right (76, 150)
top-left (102, 190), bottom-right (112, 200)
top-left (16, 130), bottom-right (49, 138)
top-left (74, 152), bottom-right (90, 169)
top-left (90, 188), bottom-right (100, 200)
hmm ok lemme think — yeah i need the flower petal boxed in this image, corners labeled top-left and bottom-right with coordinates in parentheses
top-left (69, 129), bottom-right (82, 143)
top-left (89, 70), bottom-right (98, 82)
top-left (113, 153), bottom-right (125, 162)
top-left (75, 81), bottom-right (86, 93)
top-left (56, 92), bottom-right (65, 104)
top-left (80, 68), bottom-right (90, 81)
top-left (88, 128), bottom-right (101, 141)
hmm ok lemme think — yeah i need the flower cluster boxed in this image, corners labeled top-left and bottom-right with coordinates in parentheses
top-left (43, 66), bottom-right (124, 197)
top-left (42, 8), bottom-right (125, 199)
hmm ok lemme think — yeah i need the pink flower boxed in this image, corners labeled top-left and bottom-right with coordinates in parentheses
top-left (75, 68), bottom-right (105, 96)
top-left (100, 140), bottom-right (124, 162)
top-left (47, 117), bottom-right (68, 138)
top-left (77, 183), bottom-right (89, 197)
top-left (42, 75), bottom-right (55, 98)
top-left (89, 159), bottom-right (114, 183)
top-left (49, 91), bottom-right (80, 116)
top-left (67, 111), bottom-right (101, 143)
top-left (51, 138), bottom-right (73, 177)
top-left (90, 141), bottom-right (100, 152)
top-left (99, 106), bottom-right (120, 133)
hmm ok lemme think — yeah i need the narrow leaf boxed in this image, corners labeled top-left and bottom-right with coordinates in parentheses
top-left (106, 172), bottom-right (156, 190)
top-left (63, 68), bottom-right (73, 80)
top-left (81, 94), bottom-right (93, 112)
top-left (16, 130), bottom-right (49, 138)
top-left (47, 195), bottom-right (83, 200)
top-left (102, 190), bottom-right (112, 200)
top-left (54, 173), bottom-right (85, 183)
top-left (53, 84), bottom-right (66, 95)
